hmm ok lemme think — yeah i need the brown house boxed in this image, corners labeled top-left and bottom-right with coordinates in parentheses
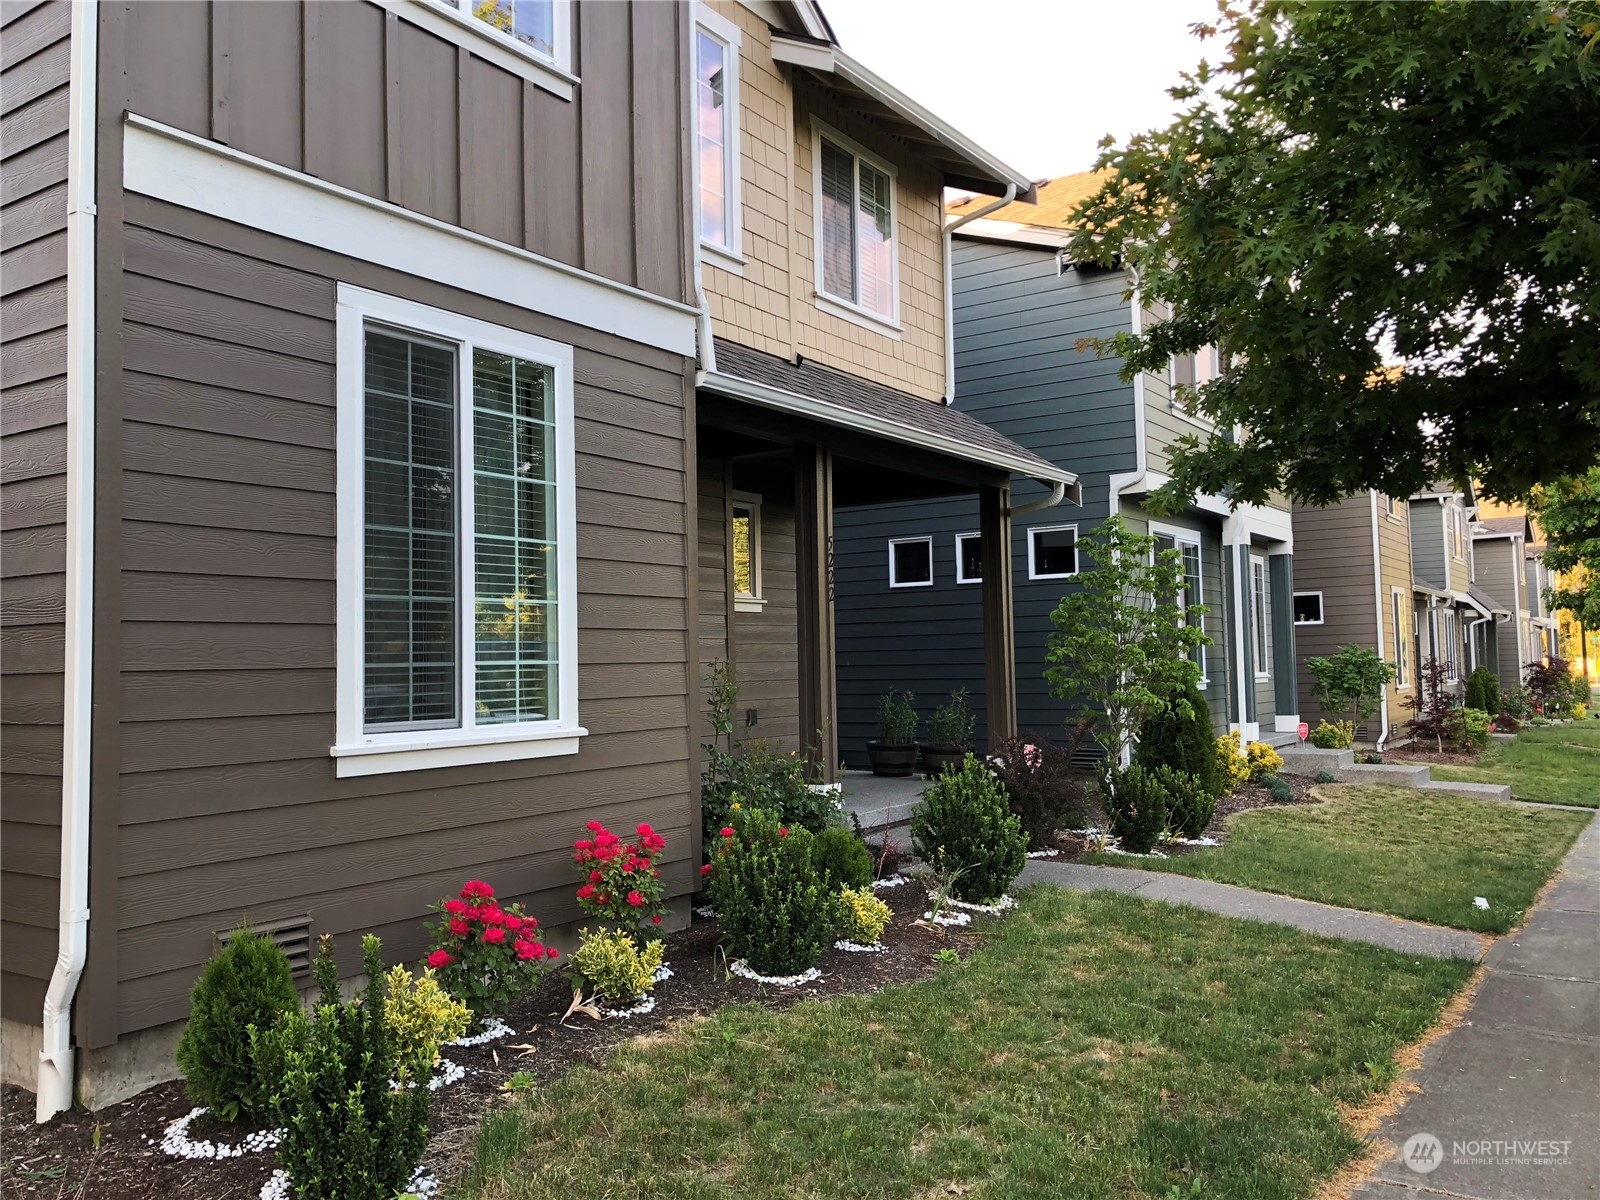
top-left (0, 0), bottom-right (1073, 1117)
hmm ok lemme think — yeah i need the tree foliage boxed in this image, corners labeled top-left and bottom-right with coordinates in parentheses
top-left (1305, 643), bottom-right (1398, 730)
top-left (1067, 1), bottom-right (1600, 509)
top-left (1044, 516), bottom-right (1210, 765)
top-left (1529, 467), bottom-right (1600, 628)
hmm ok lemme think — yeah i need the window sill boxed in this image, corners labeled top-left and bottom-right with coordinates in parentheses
top-left (331, 726), bottom-right (587, 777)
top-left (889, 580), bottom-right (933, 590)
top-left (1165, 401), bottom-right (1215, 432)
top-left (1293, 620), bottom-right (1325, 628)
top-left (814, 292), bottom-right (902, 339)
top-left (388, 0), bottom-right (577, 101)
top-left (701, 241), bottom-right (747, 275)
top-left (734, 596), bottom-right (766, 612)
top-left (1254, 674), bottom-right (1271, 683)
top-left (1028, 573), bottom-right (1078, 582)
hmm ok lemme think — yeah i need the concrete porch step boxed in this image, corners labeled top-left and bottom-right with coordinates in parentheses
top-left (1415, 779), bottom-right (1514, 802)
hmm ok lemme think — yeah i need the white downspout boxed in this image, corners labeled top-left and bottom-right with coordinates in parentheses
top-left (1369, 491), bottom-right (1390, 751)
top-left (40, 0), bottom-right (98, 1124)
top-left (941, 183), bottom-right (1016, 405)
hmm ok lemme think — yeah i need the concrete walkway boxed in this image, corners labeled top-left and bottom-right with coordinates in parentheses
top-left (1018, 859), bottom-right (1489, 959)
top-left (1349, 814), bottom-right (1600, 1200)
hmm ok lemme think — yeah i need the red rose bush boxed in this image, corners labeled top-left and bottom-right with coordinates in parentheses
top-left (425, 879), bottom-right (557, 1018)
top-left (573, 821), bottom-right (669, 941)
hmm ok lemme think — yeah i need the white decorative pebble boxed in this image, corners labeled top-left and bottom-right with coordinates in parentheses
top-left (262, 1164), bottom-right (439, 1200)
top-left (922, 910), bottom-right (971, 928)
top-left (942, 893), bottom-right (1016, 916)
top-left (600, 993), bottom-right (657, 1020)
top-left (870, 874), bottom-right (910, 890)
top-left (693, 905), bottom-right (718, 919)
top-left (653, 962), bottom-right (674, 982)
top-left (833, 939), bottom-right (886, 954)
top-left (160, 1106), bottom-right (282, 1161)
top-left (428, 1057), bottom-right (467, 1091)
top-left (728, 959), bottom-right (822, 987)
top-left (1474, 896), bottom-right (1490, 909)
top-left (447, 1016), bottom-right (514, 1047)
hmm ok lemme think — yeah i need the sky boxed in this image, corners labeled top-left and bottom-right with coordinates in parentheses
top-left (821, 0), bottom-right (1221, 184)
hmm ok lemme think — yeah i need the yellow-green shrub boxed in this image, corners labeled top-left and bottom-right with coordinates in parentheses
top-left (835, 887), bottom-right (892, 945)
top-left (1246, 740), bottom-right (1284, 781)
top-left (571, 928), bottom-right (664, 1006)
top-left (1308, 719), bottom-right (1355, 749)
top-left (384, 964), bottom-right (470, 1075)
top-left (1215, 734), bottom-right (1251, 791)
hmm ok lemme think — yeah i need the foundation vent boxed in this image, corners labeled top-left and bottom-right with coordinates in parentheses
top-left (216, 915), bottom-right (314, 979)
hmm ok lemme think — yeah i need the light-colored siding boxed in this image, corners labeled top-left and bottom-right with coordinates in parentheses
top-left (1409, 497), bottom-right (1447, 590)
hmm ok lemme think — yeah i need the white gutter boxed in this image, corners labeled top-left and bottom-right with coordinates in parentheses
top-left (941, 183), bottom-right (1015, 406)
top-left (40, 0), bottom-right (98, 1124)
top-left (1369, 491), bottom-right (1390, 751)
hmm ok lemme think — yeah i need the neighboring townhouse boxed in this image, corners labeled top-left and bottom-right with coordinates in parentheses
top-left (1474, 513), bottom-right (1560, 687)
top-left (1290, 492), bottom-right (1420, 746)
top-left (0, 0), bottom-right (1073, 1115)
top-left (1407, 483), bottom-right (1500, 695)
top-left (831, 173), bottom-right (1299, 763)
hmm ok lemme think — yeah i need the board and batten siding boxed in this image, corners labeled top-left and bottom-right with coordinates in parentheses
top-left (0, 0), bottom-right (73, 1026)
top-left (1409, 497), bottom-right (1448, 591)
top-left (834, 240), bottom-right (1138, 758)
top-left (105, 197), bottom-right (695, 1036)
top-left (118, 0), bottom-right (690, 306)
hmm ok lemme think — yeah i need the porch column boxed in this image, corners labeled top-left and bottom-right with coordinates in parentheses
top-left (1269, 552), bottom-right (1298, 722)
top-left (980, 484), bottom-right (1016, 747)
top-left (794, 443), bottom-right (837, 781)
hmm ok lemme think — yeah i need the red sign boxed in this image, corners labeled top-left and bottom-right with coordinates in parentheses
top-left (1297, 722), bottom-right (1309, 742)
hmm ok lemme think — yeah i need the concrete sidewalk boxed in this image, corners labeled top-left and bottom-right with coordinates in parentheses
top-left (1350, 814), bottom-right (1600, 1199)
top-left (1017, 859), bottom-right (1488, 959)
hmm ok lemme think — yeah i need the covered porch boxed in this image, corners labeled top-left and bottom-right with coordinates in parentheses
top-left (694, 340), bottom-right (1079, 789)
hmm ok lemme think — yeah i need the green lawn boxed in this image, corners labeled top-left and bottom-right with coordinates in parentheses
top-left (458, 889), bottom-right (1470, 1200)
top-left (1085, 786), bottom-right (1590, 933)
top-left (1425, 722), bottom-right (1600, 807)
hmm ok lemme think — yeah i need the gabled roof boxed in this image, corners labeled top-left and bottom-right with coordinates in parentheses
top-left (1475, 515), bottom-right (1531, 540)
top-left (946, 169), bottom-right (1111, 231)
top-left (705, 339), bottom-right (1080, 499)
top-left (1461, 585), bottom-right (1510, 618)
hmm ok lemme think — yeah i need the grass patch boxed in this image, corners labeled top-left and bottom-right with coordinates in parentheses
top-left (458, 889), bottom-right (1470, 1200)
top-left (1425, 724), bottom-right (1600, 807)
top-left (1086, 786), bottom-right (1589, 932)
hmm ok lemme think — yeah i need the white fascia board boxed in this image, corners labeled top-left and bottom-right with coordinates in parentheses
top-left (768, 36), bottom-right (1033, 196)
top-left (952, 220), bottom-right (1071, 250)
top-left (1118, 467), bottom-right (1294, 546)
top-left (700, 370), bottom-right (1080, 499)
top-left (122, 115), bottom-right (698, 357)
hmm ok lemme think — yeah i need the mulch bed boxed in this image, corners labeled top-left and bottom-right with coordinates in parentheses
top-left (1384, 745), bottom-right (1489, 768)
top-left (0, 867), bottom-right (972, 1200)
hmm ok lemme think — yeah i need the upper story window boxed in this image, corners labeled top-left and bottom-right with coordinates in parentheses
top-left (695, 6), bottom-right (742, 262)
top-left (435, 0), bottom-right (570, 70)
top-left (1451, 506), bottom-right (1466, 560)
top-left (333, 286), bottom-right (581, 777)
top-left (1170, 346), bottom-right (1220, 390)
top-left (1380, 493), bottom-right (1402, 519)
top-left (813, 122), bottom-right (898, 328)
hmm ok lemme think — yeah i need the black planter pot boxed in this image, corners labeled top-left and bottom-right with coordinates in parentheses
top-left (866, 742), bottom-right (918, 777)
top-left (919, 746), bottom-right (969, 778)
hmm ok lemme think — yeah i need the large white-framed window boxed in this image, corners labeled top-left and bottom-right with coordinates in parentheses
top-left (1027, 524), bottom-right (1079, 580)
top-left (955, 532), bottom-right (982, 585)
top-left (1392, 588), bottom-right (1410, 688)
top-left (414, 0), bottom-right (575, 96)
top-left (888, 536), bottom-right (933, 588)
top-left (1153, 525), bottom-right (1207, 684)
top-left (333, 285), bottom-right (582, 777)
top-left (731, 490), bottom-right (763, 611)
top-left (1292, 591), bottom-right (1324, 626)
top-left (1251, 554), bottom-right (1271, 680)
top-left (1169, 345), bottom-right (1220, 391)
top-left (1451, 506), bottom-right (1466, 560)
top-left (812, 119), bottom-right (899, 332)
top-left (694, 5), bottom-right (742, 268)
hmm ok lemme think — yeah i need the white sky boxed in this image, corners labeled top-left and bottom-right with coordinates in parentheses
top-left (821, 0), bottom-right (1221, 183)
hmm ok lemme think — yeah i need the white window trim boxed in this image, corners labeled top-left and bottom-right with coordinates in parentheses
top-left (954, 531), bottom-right (982, 585)
top-left (887, 535), bottom-right (934, 588)
top-left (731, 490), bottom-right (764, 612)
top-left (1151, 521), bottom-right (1207, 687)
top-left (1166, 347), bottom-right (1218, 429)
top-left (387, 1), bottom-right (576, 100)
top-left (1381, 493), bottom-right (1404, 522)
top-left (1292, 590), bottom-right (1325, 626)
top-left (1027, 523), bottom-right (1079, 581)
top-left (332, 284), bottom-right (584, 777)
top-left (1251, 554), bottom-right (1271, 681)
top-left (695, 5), bottom-right (744, 271)
top-left (1392, 588), bottom-right (1412, 689)
top-left (810, 117), bottom-right (902, 335)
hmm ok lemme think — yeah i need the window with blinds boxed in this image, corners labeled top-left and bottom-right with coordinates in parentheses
top-left (1155, 530), bottom-right (1207, 680)
top-left (816, 129), bottom-right (896, 321)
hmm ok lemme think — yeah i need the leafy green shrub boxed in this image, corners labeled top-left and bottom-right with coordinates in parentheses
top-left (571, 928), bottom-right (665, 1006)
top-left (1099, 763), bottom-right (1170, 854)
top-left (1464, 665), bottom-right (1500, 717)
top-left (834, 887), bottom-right (892, 945)
top-left (1313, 769), bottom-right (1338, 784)
top-left (1262, 774), bottom-right (1295, 803)
top-left (384, 965), bottom-right (469, 1075)
top-left (1525, 657), bottom-right (1583, 718)
top-left (925, 689), bottom-right (975, 750)
top-left (706, 809), bottom-right (833, 976)
top-left (989, 733), bottom-right (1090, 850)
top-left (1161, 767), bottom-right (1217, 838)
top-left (175, 927), bottom-right (299, 1122)
top-left (876, 688), bottom-right (919, 745)
top-left (910, 754), bottom-right (1027, 904)
top-left (1137, 683), bottom-right (1223, 799)
top-left (1308, 719), bottom-right (1355, 749)
top-left (255, 935), bottom-right (430, 1200)
top-left (1445, 706), bottom-right (1491, 751)
top-left (1499, 684), bottom-right (1536, 723)
top-left (809, 825), bottom-right (874, 892)
top-left (1306, 644), bottom-right (1396, 731)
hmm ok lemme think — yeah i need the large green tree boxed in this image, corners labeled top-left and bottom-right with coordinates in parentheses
top-left (1530, 467), bottom-right (1600, 628)
top-left (1067, 1), bottom-right (1600, 510)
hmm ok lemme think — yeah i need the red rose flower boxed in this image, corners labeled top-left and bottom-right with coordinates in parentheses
top-left (426, 949), bottom-right (454, 969)
top-left (482, 926), bottom-right (507, 945)
top-left (597, 893), bottom-right (611, 906)
top-left (504, 915), bottom-right (523, 931)
top-left (514, 939), bottom-right (537, 961)
top-left (461, 880), bottom-right (494, 899)
top-left (700, 863), bottom-right (713, 877)
top-left (483, 907), bottom-right (506, 925)
top-left (545, 947), bottom-right (559, 960)
top-left (587, 820), bottom-right (603, 833)
top-left (574, 838), bottom-right (593, 852)
top-left (720, 827), bottom-right (734, 838)
top-left (576, 883), bottom-right (596, 901)
top-left (444, 898), bottom-right (467, 916)
top-left (779, 827), bottom-right (789, 837)
top-left (589, 869), bottom-right (602, 883)
top-left (652, 914), bottom-right (663, 925)
top-left (626, 890), bottom-right (645, 907)
top-left (449, 918), bottom-right (470, 937)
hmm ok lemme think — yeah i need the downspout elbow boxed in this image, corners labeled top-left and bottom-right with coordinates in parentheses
top-left (694, 282), bottom-right (716, 384)
top-left (941, 182), bottom-right (1017, 405)
top-left (1011, 479), bottom-right (1067, 518)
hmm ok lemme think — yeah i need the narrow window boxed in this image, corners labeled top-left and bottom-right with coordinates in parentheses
top-left (453, 0), bottom-right (564, 64)
top-left (815, 127), bottom-right (897, 321)
top-left (1292, 591), bottom-right (1323, 625)
top-left (1153, 531), bottom-right (1206, 679)
top-left (1391, 591), bottom-right (1409, 686)
top-left (694, 8), bottom-right (741, 257)
top-left (955, 532), bottom-right (982, 585)
top-left (1028, 525), bottom-right (1078, 580)
top-left (731, 491), bottom-right (762, 610)
top-left (1251, 556), bottom-right (1271, 678)
top-left (888, 536), bottom-right (933, 588)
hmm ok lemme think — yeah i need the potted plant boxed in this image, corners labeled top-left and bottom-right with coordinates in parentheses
top-left (920, 688), bottom-right (974, 777)
top-left (866, 689), bottom-right (919, 777)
